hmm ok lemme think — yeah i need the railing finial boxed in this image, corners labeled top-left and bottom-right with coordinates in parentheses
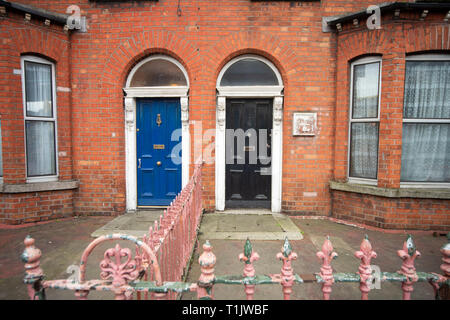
top-left (316, 235), bottom-right (338, 300)
top-left (239, 238), bottom-right (260, 300)
top-left (197, 240), bottom-right (216, 299)
top-left (21, 235), bottom-right (45, 300)
top-left (397, 234), bottom-right (421, 300)
top-left (355, 235), bottom-right (377, 300)
top-left (277, 237), bottom-right (298, 300)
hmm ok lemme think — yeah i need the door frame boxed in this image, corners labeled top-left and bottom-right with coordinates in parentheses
top-left (215, 55), bottom-right (284, 213)
top-left (124, 55), bottom-right (190, 211)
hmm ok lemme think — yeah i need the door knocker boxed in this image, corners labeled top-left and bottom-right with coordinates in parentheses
top-left (156, 114), bottom-right (162, 127)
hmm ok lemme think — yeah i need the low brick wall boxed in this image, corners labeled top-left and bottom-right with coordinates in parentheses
top-left (0, 189), bottom-right (75, 225)
top-left (331, 190), bottom-right (450, 231)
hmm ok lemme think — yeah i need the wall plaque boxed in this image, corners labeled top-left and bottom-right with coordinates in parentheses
top-left (293, 112), bottom-right (317, 136)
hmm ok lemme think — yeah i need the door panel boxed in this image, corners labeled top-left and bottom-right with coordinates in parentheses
top-left (225, 99), bottom-right (272, 208)
top-left (137, 98), bottom-right (181, 206)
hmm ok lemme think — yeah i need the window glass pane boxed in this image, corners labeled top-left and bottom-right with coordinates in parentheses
top-left (0, 121), bottom-right (2, 177)
top-left (220, 58), bottom-right (279, 86)
top-left (349, 122), bottom-right (379, 179)
top-left (401, 123), bottom-right (450, 182)
top-left (404, 61), bottom-right (450, 119)
top-left (352, 62), bottom-right (380, 119)
top-left (26, 121), bottom-right (56, 176)
top-left (25, 61), bottom-right (53, 117)
top-left (130, 59), bottom-right (187, 87)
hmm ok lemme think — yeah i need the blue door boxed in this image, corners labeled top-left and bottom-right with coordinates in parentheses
top-left (137, 98), bottom-right (181, 206)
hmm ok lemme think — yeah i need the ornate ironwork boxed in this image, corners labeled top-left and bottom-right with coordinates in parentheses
top-left (239, 238), bottom-right (260, 299)
top-left (397, 234), bottom-right (421, 300)
top-left (354, 235), bottom-right (377, 299)
top-left (277, 237), bottom-right (298, 300)
top-left (316, 236), bottom-right (338, 300)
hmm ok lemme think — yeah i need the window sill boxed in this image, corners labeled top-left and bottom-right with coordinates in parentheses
top-left (329, 180), bottom-right (450, 199)
top-left (0, 180), bottom-right (79, 194)
top-left (26, 176), bottom-right (58, 183)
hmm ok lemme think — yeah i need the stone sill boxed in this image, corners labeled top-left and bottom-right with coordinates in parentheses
top-left (329, 181), bottom-right (450, 200)
top-left (0, 180), bottom-right (79, 194)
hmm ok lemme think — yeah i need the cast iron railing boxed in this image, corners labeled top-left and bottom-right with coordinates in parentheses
top-left (22, 163), bottom-right (204, 300)
top-left (22, 230), bottom-right (449, 299)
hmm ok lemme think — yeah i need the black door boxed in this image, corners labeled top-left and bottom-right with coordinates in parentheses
top-left (226, 99), bottom-right (272, 208)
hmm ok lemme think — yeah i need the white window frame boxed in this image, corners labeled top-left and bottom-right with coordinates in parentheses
top-left (347, 56), bottom-right (382, 186)
top-left (21, 55), bottom-right (58, 183)
top-left (400, 54), bottom-right (450, 188)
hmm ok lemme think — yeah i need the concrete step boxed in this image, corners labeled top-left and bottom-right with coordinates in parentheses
top-left (200, 210), bottom-right (303, 240)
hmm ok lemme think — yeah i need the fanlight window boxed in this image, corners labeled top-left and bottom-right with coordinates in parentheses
top-left (129, 59), bottom-right (187, 87)
top-left (220, 58), bottom-right (279, 86)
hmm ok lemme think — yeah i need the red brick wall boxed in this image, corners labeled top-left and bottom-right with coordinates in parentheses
top-left (0, 0), bottom-right (448, 228)
top-left (332, 190), bottom-right (450, 231)
top-left (0, 10), bottom-right (74, 224)
top-left (333, 12), bottom-right (450, 229)
top-left (0, 190), bottom-right (74, 225)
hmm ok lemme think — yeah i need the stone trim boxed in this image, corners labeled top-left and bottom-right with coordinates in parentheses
top-left (0, 180), bottom-right (79, 193)
top-left (329, 181), bottom-right (450, 200)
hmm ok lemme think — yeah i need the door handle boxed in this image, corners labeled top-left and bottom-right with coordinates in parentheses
top-left (156, 161), bottom-right (162, 166)
top-left (138, 158), bottom-right (141, 169)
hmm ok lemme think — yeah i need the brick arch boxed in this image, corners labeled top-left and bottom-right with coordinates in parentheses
top-left (100, 30), bottom-right (201, 95)
top-left (204, 31), bottom-right (303, 89)
top-left (338, 23), bottom-right (450, 61)
top-left (11, 27), bottom-right (68, 63)
top-left (337, 29), bottom-right (388, 62)
top-left (403, 24), bottom-right (450, 53)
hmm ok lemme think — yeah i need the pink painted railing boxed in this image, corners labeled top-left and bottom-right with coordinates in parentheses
top-left (22, 228), bottom-right (449, 299)
top-left (136, 162), bottom-right (203, 300)
top-left (21, 163), bottom-right (203, 300)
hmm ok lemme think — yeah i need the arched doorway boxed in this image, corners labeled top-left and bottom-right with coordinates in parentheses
top-left (124, 55), bottom-right (190, 210)
top-left (215, 55), bottom-right (284, 212)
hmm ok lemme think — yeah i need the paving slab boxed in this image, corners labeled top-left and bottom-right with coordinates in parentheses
top-left (90, 210), bottom-right (164, 238)
top-left (199, 211), bottom-right (303, 241)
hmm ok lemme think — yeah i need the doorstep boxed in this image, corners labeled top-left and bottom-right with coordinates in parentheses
top-left (199, 209), bottom-right (303, 240)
